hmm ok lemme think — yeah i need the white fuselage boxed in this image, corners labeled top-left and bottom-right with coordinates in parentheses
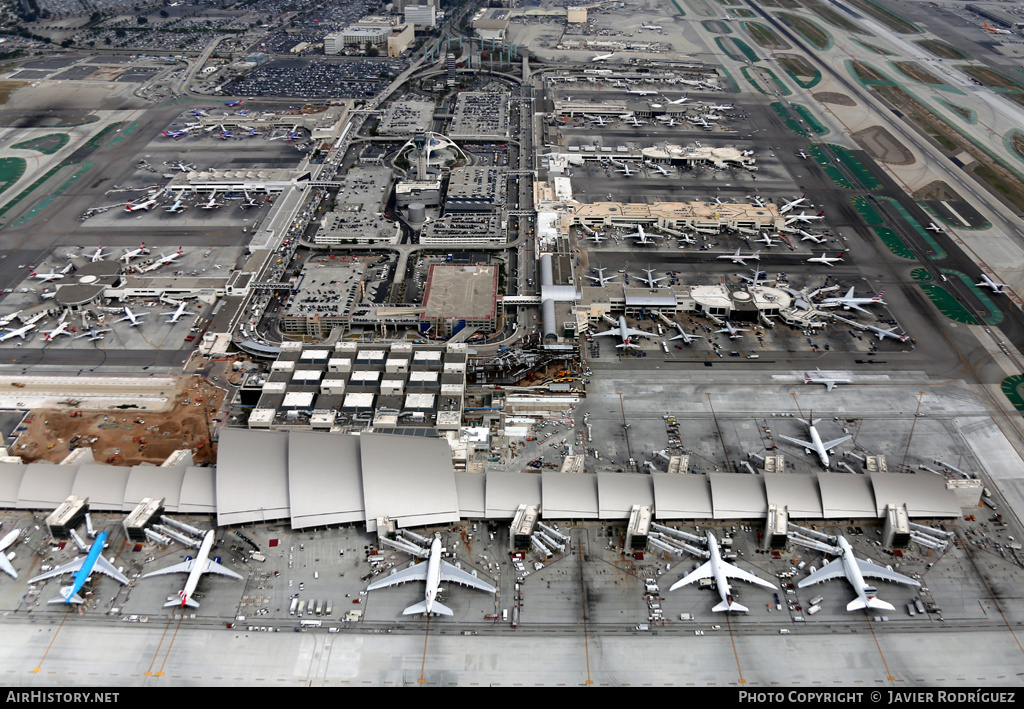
top-left (180, 530), bottom-right (215, 606)
top-left (424, 536), bottom-right (443, 614)
top-left (706, 532), bottom-right (734, 608)
top-left (807, 424), bottom-right (830, 468)
top-left (839, 537), bottom-right (874, 605)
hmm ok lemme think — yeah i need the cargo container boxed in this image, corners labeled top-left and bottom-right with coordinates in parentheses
top-left (316, 600), bottom-right (324, 616)
top-left (289, 598), bottom-right (298, 615)
top-left (809, 595), bottom-right (823, 606)
top-left (806, 605), bottom-right (821, 615)
top-left (297, 600), bottom-right (306, 616)
top-left (325, 600), bottom-right (333, 616)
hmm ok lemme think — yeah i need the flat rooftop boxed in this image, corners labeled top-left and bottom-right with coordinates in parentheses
top-left (422, 265), bottom-right (499, 321)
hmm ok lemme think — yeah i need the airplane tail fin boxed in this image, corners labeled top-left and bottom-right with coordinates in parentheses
top-left (51, 587), bottom-right (84, 604)
top-left (847, 597), bottom-right (894, 612)
top-left (164, 596), bottom-right (200, 608)
top-left (712, 600), bottom-right (748, 613)
top-left (403, 601), bottom-right (453, 616)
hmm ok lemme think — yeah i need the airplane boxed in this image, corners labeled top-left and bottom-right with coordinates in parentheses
top-left (86, 246), bottom-right (107, 262)
top-left (676, 233), bottom-right (698, 246)
top-left (0, 324), bottom-right (35, 342)
top-left (786, 211), bottom-right (826, 225)
top-left (807, 252), bottom-right (844, 267)
top-left (191, 108), bottom-right (209, 117)
top-left (117, 307), bottom-right (146, 327)
top-left (797, 150), bottom-right (809, 159)
top-left (153, 247), bottom-right (184, 267)
top-left (165, 198), bottom-right (187, 213)
top-left (689, 116), bottom-right (712, 129)
top-left (637, 268), bottom-right (667, 287)
top-left (803, 368), bottom-right (852, 391)
top-left (121, 243), bottom-right (147, 262)
top-left (615, 163), bottom-right (637, 177)
top-left (162, 302), bottom-right (196, 323)
top-left (162, 130), bottom-right (188, 139)
top-left (755, 233), bottom-right (778, 248)
top-left (717, 248), bottom-right (760, 265)
top-left (224, 99), bottom-right (243, 107)
top-left (926, 222), bottom-right (943, 232)
top-left (624, 224), bottom-right (663, 245)
top-left (650, 164), bottom-right (671, 176)
top-left (984, 22), bottom-right (1012, 35)
top-left (627, 116), bottom-right (646, 127)
top-left (666, 94), bottom-right (690, 105)
top-left (588, 115), bottom-right (611, 126)
top-left (821, 287), bottom-right (885, 314)
top-left (776, 414), bottom-right (852, 468)
top-left (41, 322), bottom-right (73, 342)
top-left (705, 103), bottom-right (734, 111)
top-left (0, 528), bottom-right (21, 579)
top-left (668, 531), bottom-right (776, 613)
top-left (748, 195), bottom-right (766, 207)
top-left (670, 323), bottom-right (700, 344)
top-left (240, 194), bottom-right (261, 208)
top-left (592, 51), bottom-right (615, 62)
top-left (586, 267), bottom-right (618, 286)
top-left (716, 322), bottom-right (749, 339)
top-left (864, 324), bottom-right (910, 342)
top-left (142, 530), bottom-right (243, 608)
top-left (367, 533), bottom-right (495, 617)
top-left (700, 112), bottom-right (722, 122)
top-left (779, 194), bottom-right (809, 213)
top-left (594, 316), bottom-right (649, 349)
top-left (28, 531), bottom-right (130, 604)
top-left (798, 229), bottom-right (826, 244)
top-left (75, 325), bottom-right (111, 341)
top-left (29, 270), bottom-right (64, 282)
top-left (284, 130), bottom-right (301, 141)
top-left (585, 233), bottom-right (608, 243)
top-left (218, 131), bottom-right (233, 140)
top-left (641, 23), bottom-right (662, 29)
top-left (169, 160), bottom-right (197, 172)
top-left (627, 88), bottom-right (659, 96)
top-left (798, 535), bottom-right (920, 612)
top-left (976, 273), bottom-right (1010, 292)
top-left (125, 197), bottom-right (158, 212)
top-left (201, 194), bottom-right (224, 209)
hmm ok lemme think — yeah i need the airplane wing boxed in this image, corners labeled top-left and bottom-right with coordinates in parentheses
top-left (668, 560), bottom-right (713, 591)
top-left (796, 557), bottom-right (845, 587)
top-left (142, 559), bottom-right (195, 579)
top-left (820, 435), bottom-right (852, 450)
top-left (29, 557), bottom-right (86, 584)
top-left (366, 560), bottom-right (428, 590)
top-left (92, 555), bottom-right (130, 585)
top-left (718, 561), bottom-right (777, 590)
top-left (856, 560), bottom-right (921, 587)
top-left (777, 434), bottom-right (814, 449)
top-left (203, 558), bottom-right (244, 580)
top-left (0, 553), bottom-right (17, 579)
top-left (592, 329), bottom-right (618, 338)
top-left (624, 327), bottom-right (649, 339)
top-left (439, 560), bottom-right (496, 593)
top-left (824, 382), bottom-right (836, 391)
top-left (842, 302), bottom-right (870, 314)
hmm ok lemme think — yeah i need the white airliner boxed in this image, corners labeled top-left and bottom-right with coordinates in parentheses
top-left (821, 287), bottom-right (885, 314)
top-left (637, 268), bottom-right (667, 287)
top-left (666, 94), bottom-right (690, 105)
top-left (201, 195), bottom-right (224, 209)
top-left (142, 530), bottom-right (243, 608)
top-left (0, 324), bottom-right (36, 342)
top-left (86, 246), bottom-right (107, 262)
top-left (117, 307), bottom-right (146, 327)
top-left (615, 163), bottom-right (637, 177)
top-left (587, 267), bottom-right (618, 286)
top-left (864, 324), bottom-right (909, 342)
top-left (706, 103), bottom-right (733, 111)
top-left (0, 528), bottom-right (22, 579)
top-left (717, 248), bottom-right (760, 265)
top-left (41, 322), bottom-right (72, 342)
top-left (125, 197), bottom-right (158, 212)
top-left (670, 323), bottom-right (700, 344)
top-left (976, 273), bottom-right (1010, 292)
top-left (641, 23), bottom-right (662, 29)
top-left (785, 210), bottom-right (826, 225)
top-left (162, 302), bottom-right (196, 323)
top-left (755, 233), bottom-right (778, 247)
top-left (121, 243), bottom-right (147, 263)
top-left (592, 51), bottom-right (615, 62)
top-left (165, 198), bottom-right (187, 213)
top-left (594, 316), bottom-right (649, 349)
top-left (624, 224), bottom-right (662, 245)
top-left (803, 368), bottom-right (851, 391)
top-left (367, 534), bottom-right (495, 616)
top-left (807, 252), bottom-right (844, 267)
top-left (153, 248), bottom-right (184, 267)
top-left (676, 233), bottom-right (697, 245)
top-left (716, 322), bottom-right (749, 339)
top-left (588, 115), bottom-right (610, 126)
top-left (926, 222), bottom-right (943, 232)
top-left (29, 270), bottom-right (64, 282)
top-left (627, 88), bottom-right (659, 96)
top-left (647, 163), bottom-right (671, 176)
top-left (75, 325), bottom-right (111, 341)
top-left (797, 150), bottom-right (809, 159)
top-left (689, 116), bottom-right (712, 129)
top-left (798, 229), bottom-right (826, 244)
top-left (798, 536), bottom-right (920, 612)
top-left (780, 194), bottom-right (809, 213)
top-left (668, 531), bottom-right (776, 613)
top-left (627, 115), bottom-right (646, 127)
top-left (586, 233), bottom-right (608, 243)
top-left (776, 415), bottom-right (852, 468)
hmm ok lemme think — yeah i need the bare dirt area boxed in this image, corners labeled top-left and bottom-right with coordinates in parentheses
top-left (14, 376), bottom-right (225, 466)
top-left (813, 91), bottom-right (856, 106)
top-left (852, 125), bottom-right (915, 165)
top-left (912, 180), bottom-right (959, 201)
top-left (893, 61), bottom-right (944, 85)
